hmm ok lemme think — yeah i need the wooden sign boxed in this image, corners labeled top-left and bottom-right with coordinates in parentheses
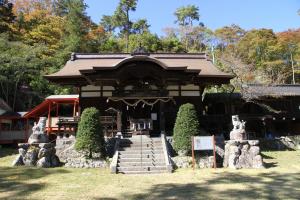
top-left (193, 136), bottom-right (214, 150)
top-left (192, 135), bottom-right (217, 170)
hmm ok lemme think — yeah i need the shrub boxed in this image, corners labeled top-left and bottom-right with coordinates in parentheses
top-left (173, 103), bottom-right (200, 154)
top-left (75, 107), bottom-right (105, 158)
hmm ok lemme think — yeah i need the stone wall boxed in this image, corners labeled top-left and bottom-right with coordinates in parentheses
top-left (167, 136), bottom-right (225, 169)
top-left (55, 137), bottom-right (108, 168)
top-left (223, 140), bottom-right (264, 169)
top-left (172, 155), bottom-right (215, 169)
top-left (260, 136), bottom-right (300, 151)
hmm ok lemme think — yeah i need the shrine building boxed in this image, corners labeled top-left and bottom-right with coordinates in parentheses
top-left (45, 50), bottom-right (233, 137)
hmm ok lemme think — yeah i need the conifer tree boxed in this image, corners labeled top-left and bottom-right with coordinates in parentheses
top-left (75, 107), bottom-right (106, 158)
top-left (173, 103), bottom-right (199, 155)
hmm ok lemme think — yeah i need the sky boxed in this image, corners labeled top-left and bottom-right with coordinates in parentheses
top-left (85, 0), bottom-right (300, 36)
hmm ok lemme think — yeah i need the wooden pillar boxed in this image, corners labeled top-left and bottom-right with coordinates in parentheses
top-left (25, 118), bottom-right (29, 142)
top-left (47, 101), bottom-right (51, 134)
top-left (78, 87), bottom-right (82, 116)
top-left (117, 111), bottom-right (122, 132)
top-left (178, 85), bottom-right (182, 97)
top-left (159, 101), bottom-right (165, 134)
top-left (73, 101), bottom-right (76, 117)
top-left (199, 85), bottom-right (205, 115)
top-left (56, 103), bottom-right (59, 117)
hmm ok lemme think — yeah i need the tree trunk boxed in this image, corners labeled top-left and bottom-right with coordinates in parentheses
top-left (12, 79), bottom-right (19, 112)
top-left (291, 52), bottom-right (295, 84)
top-left (126, 9), bottom-right (129, 53)
top-left (89, 148), bottom-right (92, 159)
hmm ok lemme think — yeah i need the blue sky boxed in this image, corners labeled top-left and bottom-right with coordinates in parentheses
top-left (85, 0), bottom-right (300, 36)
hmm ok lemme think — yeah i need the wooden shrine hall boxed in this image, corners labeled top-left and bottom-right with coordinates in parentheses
top-left (45, 49), bottom-right (233, 137)
top-left (23, 95), bottom-right (79, 139)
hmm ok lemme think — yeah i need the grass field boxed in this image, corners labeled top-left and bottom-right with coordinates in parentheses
top-left (0, 147), bottom-right (300, 200)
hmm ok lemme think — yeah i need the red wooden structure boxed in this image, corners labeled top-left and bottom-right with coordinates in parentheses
top-left (23, 95), bottom-right (79, 138)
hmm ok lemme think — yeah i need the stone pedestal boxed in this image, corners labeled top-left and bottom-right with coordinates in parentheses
top-left (12, 143), bottom-right (60, 168)
top-left (223, 140), bottom-right (264, 169)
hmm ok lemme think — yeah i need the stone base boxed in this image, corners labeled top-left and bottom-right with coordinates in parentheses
top-left (223, 140), bottom-right (264, 169)
top-left (172, 155), bottom-right (215, 169)
top-left (56, 138), bottom-right (107, 168)
top-left (12, 143), bottom-right (60, 168)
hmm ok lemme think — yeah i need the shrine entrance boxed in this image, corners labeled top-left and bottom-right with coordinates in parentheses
top-left (107, 97), bottom-right (175, 137)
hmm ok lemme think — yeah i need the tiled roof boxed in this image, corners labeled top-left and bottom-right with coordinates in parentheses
top-left (242, 84), bottom-right (300, 99)
top-left (45, 53), bottom-right (232, 78)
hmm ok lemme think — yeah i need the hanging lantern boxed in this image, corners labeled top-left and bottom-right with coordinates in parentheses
top-left (106, 98), bottom-right (109, 103)
top-left (127, 105), bottom-right (129, 110)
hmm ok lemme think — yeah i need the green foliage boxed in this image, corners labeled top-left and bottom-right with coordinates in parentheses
top-left (113, 0), bottom-right (138, 51)
top-left (237, 29), bottom-right (279, 66)
top-left (174, 5), bottom-right (200, 26)
top-left (215, 24), bottom-right (245, 46)
top-left (173, 103), bottom-right (199, 154)
top-left (75, 107), bottom-right (106, 158)
top-left (128, 32), bottom-right (162, 52)
top-left (161, 36), bottom-right (185, 53)
top-left (0, 0), bottom-right (16, 37)
top-left (98, 36), bottom-right (123, 53)
top-left (100, 15), bottom-right (115, 33)
top-left (61, 0), bottom-right (90, 53)
top-left (0, 34), bottom-right (47, 110)
top-left (132, 18), bottom-right (150, 34)
top-left (0, 0), bottom-right (299, 113)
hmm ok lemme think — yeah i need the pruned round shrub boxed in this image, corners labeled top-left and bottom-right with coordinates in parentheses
top-left (173, 103), bottom-right (200, 155)
top-left (75, 107), bottom-right (105, 158)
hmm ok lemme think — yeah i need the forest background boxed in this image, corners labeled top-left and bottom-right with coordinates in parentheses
top-left (0, 0), bottom-right (299, 111)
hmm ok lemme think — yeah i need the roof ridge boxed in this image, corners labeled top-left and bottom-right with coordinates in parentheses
top-left (71, 52), bottom-right (208, 61)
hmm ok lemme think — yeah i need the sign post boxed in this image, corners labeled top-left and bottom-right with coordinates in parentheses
top-left (192, 135), bottom-right (217, 169)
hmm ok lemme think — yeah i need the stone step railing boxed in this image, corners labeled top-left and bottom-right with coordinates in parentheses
top-left (110, 138), bottom-right (120, 173)
top-left (161, 133), bottom-right (173, 173)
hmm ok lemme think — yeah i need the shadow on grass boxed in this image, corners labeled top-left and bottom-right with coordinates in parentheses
top-left (0, 146), bottom-right (18, 158)
top-left (109, 171), bottom-right (300, 200)
top-left (0, 166), bottom-right (69, 200)
top-left (264, 162), bottom-right (278, 168)
top-left (261, 152), bottom-right (275, 159)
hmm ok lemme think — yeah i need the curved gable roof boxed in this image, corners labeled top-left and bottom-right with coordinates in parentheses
top-left (45, 53), bottom-right (233, 83)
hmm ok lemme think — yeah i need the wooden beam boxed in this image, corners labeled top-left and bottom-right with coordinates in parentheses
top-left (47, 101), bottom-right (51, 134)
top-left (78, 87), bottom-right (82, 116)
top-left (56, 103), bottom-right (59, 117)
top-left (73, 101), bottom-right (76, 117)
top-left (25, 119), bottom-right (29, 142)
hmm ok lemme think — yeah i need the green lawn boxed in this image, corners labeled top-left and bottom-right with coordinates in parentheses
top-left (0, 147), bottom-right (300, 200)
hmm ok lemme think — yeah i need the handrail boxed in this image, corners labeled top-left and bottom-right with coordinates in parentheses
top-left (161, 133), bottom-right (173, 172)
top-left (110, 138), bottom-right (120, 173)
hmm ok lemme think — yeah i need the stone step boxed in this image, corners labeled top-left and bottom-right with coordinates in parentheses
top-left (118, 162), bottom-right (166, 167)
top-left (120, 143), bottom-right (162, 147)
top-left (119, 141), bottom-right (162, 146)
top-left (118, 158), bottom-right (165, 162)
top-left (128, 138), bottom-right (161, 141)
top-left (118, 170), bottom-right (168, 174)
top-left (118, 153), bottom-right (164, 158)
top-left (120, 139), bottom-right (161, 143)
top-left (119, 146), bottom-right (163, 150)
top-left (117, 166), bottom-right (167, 172)
top-left (119, 149), bottom-right (164, 154)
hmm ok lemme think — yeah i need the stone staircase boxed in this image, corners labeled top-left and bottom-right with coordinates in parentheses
top-left (111, 135), bottom-right (172, 174)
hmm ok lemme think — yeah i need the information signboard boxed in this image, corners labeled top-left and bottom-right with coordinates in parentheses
top-left (192, 135), bottom-right (217, 169)
top-left (193, 136), bottom-right (214, 150)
